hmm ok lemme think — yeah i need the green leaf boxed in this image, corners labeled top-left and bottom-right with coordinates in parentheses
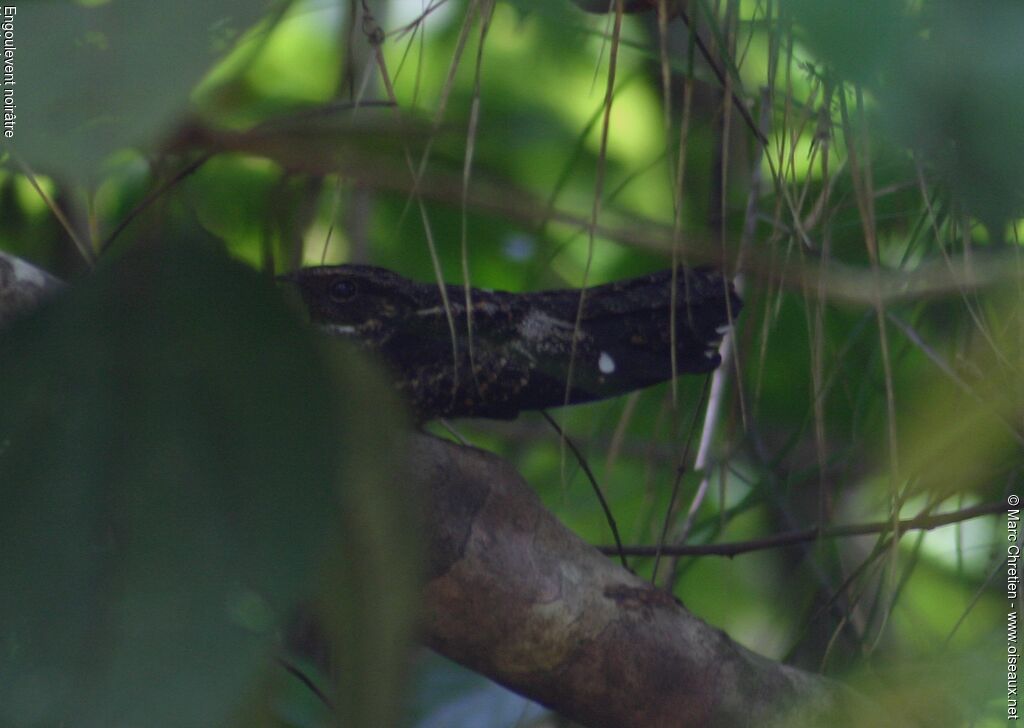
top-left (0, 239), bottom-right (416, 727)
top-left (5, 0), bottom-right (287, 183)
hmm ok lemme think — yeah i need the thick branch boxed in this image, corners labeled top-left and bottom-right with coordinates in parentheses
top-left (411, 434), bottom-right (888, 727)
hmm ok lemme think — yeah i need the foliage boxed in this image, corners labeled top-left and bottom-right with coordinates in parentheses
top-left (0, 0), bottom-right (1020, 725)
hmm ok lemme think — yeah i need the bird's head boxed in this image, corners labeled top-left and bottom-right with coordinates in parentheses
top-left (277, 264), bottom-right (424, 342)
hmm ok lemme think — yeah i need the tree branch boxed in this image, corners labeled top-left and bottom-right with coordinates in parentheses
top-left (411, 434), bottom-right (889, 727)
top-left (598, 500), bottom-right (1008, 558)
top-left (0, 251), bottom-right (65, 328)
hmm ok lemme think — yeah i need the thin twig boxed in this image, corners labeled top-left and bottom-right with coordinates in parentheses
top-left (13, 155), bottom-right (94, 266)
top-left (541, 410), bottom-right (628, 569)
top-left (437, 418), bottom-right (471, 447)
top-left (274, 655), bottom-right (335, 711)
top-left (562, 0), bottom-right (625, 422)
top-left (942, 555), bottom-right (1006, 648)
top-left (886, 311), bottom-right (1024, 447)
top-left (677, 4), bottom-right (767, 146)
top-left (361, 0), bottom-right (462, 408)
top-left (460, 1), bottom-right (495, 407)
top-left (99, 153), bottom-right (212, 255)
top-left (598, 500), bottom-right (1007, 558)
top-left (650, 375), bottom-right (711, 583)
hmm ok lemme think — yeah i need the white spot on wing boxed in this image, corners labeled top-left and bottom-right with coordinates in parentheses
top-left (598, 351), bottom-right (615, 374)
top-left (704, 350), bottom-right (717, 359)
top-left (715, 324), bottom-right (731, 335)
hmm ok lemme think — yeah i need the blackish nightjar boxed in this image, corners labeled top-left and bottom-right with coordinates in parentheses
top-left (281, 265), bottom-right (741, 420)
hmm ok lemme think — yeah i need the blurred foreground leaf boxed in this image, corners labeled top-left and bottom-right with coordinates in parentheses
top-left (0, 240), bottom-right (418, 727)
top-left (6, 0), bottom-right (286, 183)
top-left (785, 0), bottom-right (1024, 234)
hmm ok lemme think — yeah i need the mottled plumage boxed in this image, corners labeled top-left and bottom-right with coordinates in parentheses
top-left (281, 265), bottom-right (740, 420)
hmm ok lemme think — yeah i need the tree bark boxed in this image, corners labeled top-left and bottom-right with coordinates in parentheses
top-left (0, 251), bottom-right (65, 328)
top-left (410, 434), bottom-right (883, 728)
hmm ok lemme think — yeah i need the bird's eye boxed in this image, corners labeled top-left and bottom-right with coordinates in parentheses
top-left (329, 279), bottom-right (357, 302)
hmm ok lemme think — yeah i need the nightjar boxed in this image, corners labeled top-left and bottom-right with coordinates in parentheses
top-left (281, 265), bottom-right (740, 420)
